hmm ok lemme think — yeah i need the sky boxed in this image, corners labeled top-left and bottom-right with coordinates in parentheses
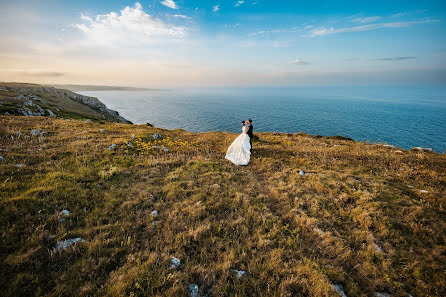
top-left (0, 0), bottom-right (445, 87)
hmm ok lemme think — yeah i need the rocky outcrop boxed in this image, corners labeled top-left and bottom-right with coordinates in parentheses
top-left (0, 83), bottom-right (132, 124)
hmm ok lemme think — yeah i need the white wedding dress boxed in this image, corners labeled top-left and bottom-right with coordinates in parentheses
top-left (225, 125), bottom-right (251, 165)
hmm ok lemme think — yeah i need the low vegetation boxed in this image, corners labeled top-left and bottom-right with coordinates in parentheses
top-left (0, 116), bottom-right (445, 296)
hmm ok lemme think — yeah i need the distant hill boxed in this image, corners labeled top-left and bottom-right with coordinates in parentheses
top-left (0, 82), bottom-right (132, 123)
top-left (45, 84), bottom-right (165, 92)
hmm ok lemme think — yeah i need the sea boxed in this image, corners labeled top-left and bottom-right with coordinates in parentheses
top-left (78, 86), bottom-right (446, 153)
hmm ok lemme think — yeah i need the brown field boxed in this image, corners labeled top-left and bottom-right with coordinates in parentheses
top-left (0, 116), bottom-right (445, 297)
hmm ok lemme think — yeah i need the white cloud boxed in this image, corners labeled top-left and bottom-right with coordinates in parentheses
top-left (171, 14), bottom-right (190, 19)
top-left (73, 2), bottom-right (186, 45)
top-left (350, 16), bottom-right (381, 23)
top-left (371, 56), bottom-right (417, 61)
top-left (308, 19), bottom-right (440, 37)
top-left (290, 58), bottom-right (310, 65)
top-left (235, 1), bottom-right (245, 7)
top-left (160, 0), bottom-right (178, 9)
top-left (213, 5), bottom-right (220, 12)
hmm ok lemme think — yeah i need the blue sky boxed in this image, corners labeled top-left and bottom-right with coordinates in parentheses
top-left (0, 0), bottom-right (445, 86)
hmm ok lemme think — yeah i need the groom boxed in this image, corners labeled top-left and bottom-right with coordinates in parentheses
top-left (247, 119), bottom-right (253, 149)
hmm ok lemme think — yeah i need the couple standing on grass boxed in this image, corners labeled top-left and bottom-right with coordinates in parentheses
top-left (225, 119), bottom-right (253, 166)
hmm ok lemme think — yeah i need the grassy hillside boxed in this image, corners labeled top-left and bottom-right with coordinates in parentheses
top-left (0, 116), bottom-right (445, 297)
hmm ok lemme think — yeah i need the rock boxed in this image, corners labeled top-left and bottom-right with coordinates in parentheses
top-left (0, 156), bottom-right (5, 162)
top-left (394, 150), bottom-right (404, 154)
top-left (151, 221), bottom-right (158, 226)
top-left (24, 99), bottom-right (34, 106)
top-left (131, 134), bottom-right (136, 139)
top-left (314, 228), bottom-right (325, 236)
top-left (188, 284), bottom-right (199, 297)
top-left (47, 109), bottom-right (55, 116)
top-left (162, 147), bottom-right (170, 152)
top-left (99, 129), bottom-right (104, 132)
top-left (4, 112), bottom-right (9, 115)
top-left (55, 238), bottom-right (85, 251)
top-left (127, 142), bottom-right (134, 148)
top-left (59, 209), bottom-right (70, 216)
top-left (333, 284), bottom-right (347, 297)
top-left (85, 119), bottom-right (92, 123)
top-left (151, 210), bottom-right (158, 216)
top-left (413, 147), bottom-right (433, 152)
top-left (232, 269), bottom-right (246, 279)
top-left (108, 144), bottom-right (117, 150)
top-left (298, 169), bottom-right (305, 176)
top-left (419, 190), bottom-right (429, 193)
top-left (151, 146), bottom-right (161, 149)
top-left (146, 122), bottom-right (154, 127)
top-left (375, 293), bottom-right (391, 297)
top-left (152, 133), bottom-right (162, 140)
top-left (30, 129), bottom-right (41, 136)
top-left (373, 243), bottom-right (383, 253)
top-left (382, 144), bottom-right (395, 148)
top-left (15, 164), bottom-right (25, 168)
top-left (170, 257), bottom-right (181, 269)
top-left (407, 185), bottom-right (414, 188)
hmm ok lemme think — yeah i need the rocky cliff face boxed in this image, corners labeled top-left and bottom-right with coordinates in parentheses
top-left (0, 83), bottom-right (132, 124)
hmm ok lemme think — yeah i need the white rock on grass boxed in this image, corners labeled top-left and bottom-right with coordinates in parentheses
top-left (47, 109), bottom-right (55, 116)
top-left (55, 238), bottom-right (85, 251)
top-left (30, 129), bottom-right (42, 136)
top-left (0, 156), bottom-right (5, 161)
top-left (332, 284), bottom-right (347, 297)
top-left (419, 190), bottom-right (429, 193)
top-left (298, 169), bottom-right (305, 176)
top-left (162, 147), bottom-right (170, 152)
top-left (99, 129), bottom-right (104, 132)
top-left (151, 210), bottom-right (158, 216)
top-left (152, 133), bottom-right (162, 140)
top-left (232, 269), bottom-right (246, 279)
top-left (170, 257), bottom-right (181, 269)
top-left (15, 164), bottom-right (25, 168)
top-left (59, 209), bottom-right (70, 216)
top-left (85, 119), bottom-right (92, 123)
top-left (108, 144), bottom-right (117, 150)
top-left (188, 284), bottom-right (199, 297)
top-left (314, 228), bottom-right (325, 236)
top-left (373, 243), bottom-right (383, 253)
top-left (131, 134), bottom-right (136, 139)
top-left (413, 147), bottom-right (433, 152)
top-left (375, 293), bottom-right (391, 297)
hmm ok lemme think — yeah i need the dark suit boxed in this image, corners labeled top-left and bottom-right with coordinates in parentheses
top-left (247, 124), bottom-right (253, 147)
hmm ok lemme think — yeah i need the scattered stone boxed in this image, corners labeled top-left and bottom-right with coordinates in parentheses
top-left (99, 129), bottom-right (104, 132)
top-left (162, 147), bottom-right (170, 152)
top-left (151, 146), bottom-right (161, 149)
top-left (332, 284), bottom-right (347, 297)
top-left (4, 112), bottom-right (9, 115)
top-left (375, 293), bottom-right (390, 297)
top-left (146, 122), bottom-right (153, 127)
top-left (24, 99), bottom-right (34, 106)
top-left (382, 144), bottom-right (395, 148)
top-left (47, 109), bottom-right (55, 116)
top-left (413, 147), bottom-right (433, 152)
top-left (85, 119), bottom-right (92, 123)
top-left (151, 210), bottom-right (158, 216)
top-left (152, 133), bottom-right (162, 140)
top-left (188, 284), bottom-right (199, 297)
top-left (0, 156), bottom-right (5, 162)
top-left (59, 209), bottom-right (70, 216)
top-left (55, 238), bottom-right (85, 251)
top-left (108, 144), bottom-right (117, 150)
top-left (394, 150), bottom-right (404, 154)
top-left (15, 164), bottom-right (25, 168)
top-left (419, 190), bottom-right (429, 193)
top-left (373, 243), bottom-right (383, 253)
top-left (131, 134), bottom-right (136, 139)
top-left (298, 169), bottom-right (305, 176)
top-left (30, 129), bottom-right (42, 136)
top-left (232, 269), bottom-right (246, 279)
top-left (170, 257), bottom-right (181, 269)
top-left (314, 228), bottom-right (325, 236)
top-left (407, 185), bottom-right (414, 188)
top-left (151, 221), bottom-right (158, 226)
top-left (127, 142), bottom-right (134, 148)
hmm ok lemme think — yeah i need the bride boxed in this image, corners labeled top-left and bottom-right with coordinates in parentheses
top-left (225, 121), bottom-right (251, 166)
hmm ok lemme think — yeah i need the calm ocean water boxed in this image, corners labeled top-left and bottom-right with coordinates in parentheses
top-left (79, 86), bottom-right (446, 152)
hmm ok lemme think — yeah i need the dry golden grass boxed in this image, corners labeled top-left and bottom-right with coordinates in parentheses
top-left (0, 116), bottom-right (445, 297)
